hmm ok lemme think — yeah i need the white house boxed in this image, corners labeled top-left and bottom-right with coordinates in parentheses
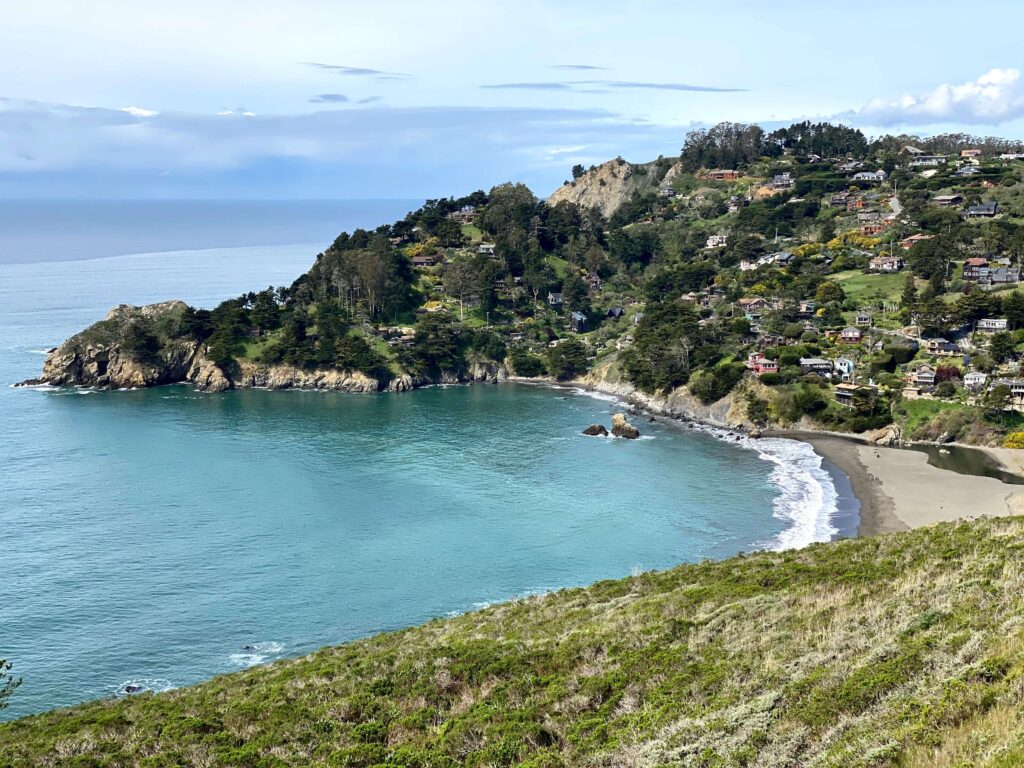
top-left (978, 318), bottom-right (1009, 333)
top-left (964, 371), bottom-right (988, 391)
top-left (833, 357), bottom-right (856, 380)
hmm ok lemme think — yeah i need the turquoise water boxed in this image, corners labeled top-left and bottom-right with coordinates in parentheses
top-left (0, 203), bottom-right (841, 719)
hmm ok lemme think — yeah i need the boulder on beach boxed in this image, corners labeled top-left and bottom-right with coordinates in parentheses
top-left (611, 413), bottom-right (640, 439)
top-left (868, 424), bottom-right (902, 447)
top-left (582, 424), bottom-right (609, 437)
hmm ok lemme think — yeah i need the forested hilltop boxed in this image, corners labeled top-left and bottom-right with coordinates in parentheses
top-left (6, 516), bottom-right (1024, 766)
top-left (30, 121), bottom-right (1024, 444)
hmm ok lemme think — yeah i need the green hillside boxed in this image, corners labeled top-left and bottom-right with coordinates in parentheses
top-left (5, 517), bottom-right (1024, 767)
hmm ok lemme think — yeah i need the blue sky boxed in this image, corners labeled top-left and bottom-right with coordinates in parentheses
top-left (2, 0), bottom-right (1024, 199)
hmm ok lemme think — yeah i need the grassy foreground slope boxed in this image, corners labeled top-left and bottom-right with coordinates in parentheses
top-left (6, 519), bottom-right (1024, 767)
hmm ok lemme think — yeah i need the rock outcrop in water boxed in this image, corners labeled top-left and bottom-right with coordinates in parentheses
top-left (23, 301), bottom-right (509, 394)
top-left (582, 424), bottom-right (609, 437)
top-left (611, 413), bottom-right (640, 439)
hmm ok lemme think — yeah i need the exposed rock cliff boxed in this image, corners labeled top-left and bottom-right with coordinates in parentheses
top-left (25, 301), bottom-right (510, 394)
top-left (546, 158), bottom-right (681, 218)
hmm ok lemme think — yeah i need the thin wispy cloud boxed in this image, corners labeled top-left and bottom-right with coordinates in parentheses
top-left (482, 79), bottom-right (744, 93)
top-left (482, 82), bottom-right (574, 91)
top-left (551, 64), bottom-right (607, 71)
top-left (357, 96), bottom-right (382, 104)
top-left (309, 93), bottom-right (350, 103)
top-left (305, 63), bottom-right (412, 79)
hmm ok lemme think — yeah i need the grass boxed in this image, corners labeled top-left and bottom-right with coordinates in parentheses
top-left (898, 397), bottom-right (962, 434)
top-left (7, 518), bottom-right (1024, 766)
top-left (833, 269), bottom-right (905, 304)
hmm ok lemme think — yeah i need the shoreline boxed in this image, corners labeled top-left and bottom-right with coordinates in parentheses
top-left (24, 370), bottom-right (1024, 540)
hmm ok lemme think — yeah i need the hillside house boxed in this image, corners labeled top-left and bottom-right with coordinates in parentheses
top-left (830, 191), bottom-right (852, 207)
top-left (839, 161), bottom-right (865, 173)
top-left (978, 318), bottom-right (1009, 333)
top-left (737, 297), bottom-right (774, 312)
top-left (606, 307), bottom-right (625, 319)
top-left (800, 357), bottom-right (834, 376)
top-left (963, 258), bottom-right (990, 281)
top-left (705, 234), bottom-right (728, 249)
top-left (834, 357), bottom-right (856, 380)
top-left (853, 170), bottom-right (887, 183)
top-left (858, 208), bottom-right (882, 222)
top-left (834, 383), bottom-right (877, 408)
top-left (910, 155), bottom-right (947, 168)
top-left (478, 243), bottom-right (497, 256)
top-left (446, 207), bottom-right (477, 224)
top-left (934, 194), bottom-right (965, 208)
top-left (870, 254), bottom-right (905, 272)
top-left (547, 291), bottom-right (563, 307)
top-left (926, 338), bottom-right (960, 357)
top-left (840, 327), bottom-right (864, 343)
top-left (856, 310), bottom-right (873, 327)
top-left (902, 233), bottom-right (934, 250)
top-left (911, 364), bottom-right (937, 387)
top-left (746, 352), bottom-right (779, 375)
top-left (772, 172), bottom-right (794, 189)
top-left (861, 223), bottom-right (885, 236)
top-left (994, 378), bottom-right (1024, 403)
top-left (659, 186), bottom-right (675, 199)
top-left (986, 267), bottom-right (1021, 286)
top-left (965, 371), bottom-right (988, 390)
top-left (707, 169), bottom-right (740, 181)
top-left (569, 311), bottom-right (589, 333)
top-left (966, 201), bottom-right (999, 218)
top-left (956, 165), bottom-right (982, 177)
top-left (961, 149), bottom-right (983, 158)
top-left (411, 253), bottom-right (442, 268)
top-left (739, 258), bottom-right (758, 272)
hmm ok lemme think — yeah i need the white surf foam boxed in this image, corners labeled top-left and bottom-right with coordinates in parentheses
top-left (229, 641), bottom-right (284, 668)
top-left (112, 678), bottom-right (174, 697)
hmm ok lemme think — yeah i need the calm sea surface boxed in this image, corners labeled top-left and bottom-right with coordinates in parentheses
top-left (0, 201), bottom-right (845, 719)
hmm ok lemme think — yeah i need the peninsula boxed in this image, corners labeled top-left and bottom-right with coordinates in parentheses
top-left (26, 123), bottom-right (1024, 457)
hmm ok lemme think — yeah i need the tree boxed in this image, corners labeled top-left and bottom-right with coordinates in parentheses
top-left (571, 164), bottom-right (585, 180)
top-left (0, 659), bottom-right (20, 711)
top-left (562, 271), bottom-right (589, 313)
top-left (443, 260), bottom-right (479, 321)
top-left (984, 384), bottom-right (1013, 426)
top-left (990, 332), bottom-right (1016, 363)
top-left (900, 273), bottom-right (918, 309)
top-left (815, 282), bottom-right (846, 305)
top-left (547, 338), bottom-right (589, 380)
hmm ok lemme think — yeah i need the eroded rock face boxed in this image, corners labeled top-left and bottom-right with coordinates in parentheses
top-left (868, 424), bottom-right (902, 447)
top-left (547, 158), bottom-right (680, 218)
top-left (611, 413), bottom-right (640, 439)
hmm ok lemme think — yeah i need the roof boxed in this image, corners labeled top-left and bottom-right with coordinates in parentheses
top-left (800, 357), bottom-right (831, 366)
top-left (842, 326), bottom-right (862, 334)
top-left (570, 311), bottom-right (588, 322)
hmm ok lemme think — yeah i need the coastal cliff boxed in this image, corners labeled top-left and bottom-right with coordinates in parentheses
top-left (547, 157), bottom-right (681, 217)
top-left (23, 301), bottom-right (509, 393)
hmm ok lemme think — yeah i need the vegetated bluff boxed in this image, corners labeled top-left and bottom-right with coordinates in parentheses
top-left (5, 516), bottom-right (1024, 766)
top-left (25, 120), bottom-right (1024, 445)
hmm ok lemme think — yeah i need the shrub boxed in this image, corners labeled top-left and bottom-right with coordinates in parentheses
top-left (1005, 432), bottom-right (1024, 449)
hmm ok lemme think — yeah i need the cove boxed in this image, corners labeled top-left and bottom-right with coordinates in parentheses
top-left (3, 382), bottom-right (806, 718)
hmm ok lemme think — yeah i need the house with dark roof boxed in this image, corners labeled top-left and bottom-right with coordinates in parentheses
top-left (569, 311), bottom-right (589, 333)
top-left (966, 201), bottom-right (999, 218)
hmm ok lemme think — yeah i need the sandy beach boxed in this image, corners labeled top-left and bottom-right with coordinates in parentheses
top-left (793, 432), bottom-right (1024, 535)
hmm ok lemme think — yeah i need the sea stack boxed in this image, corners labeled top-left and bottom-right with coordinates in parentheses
top-left (582, 424), bottom-right (609, 437)
top-left (611, 413), bottom-right (640, 439)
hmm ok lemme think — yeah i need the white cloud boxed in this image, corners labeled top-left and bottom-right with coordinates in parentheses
top-left (858, 68), bottom-right (1024, 126)
top-left (120, 106), bottom-right (158, 117)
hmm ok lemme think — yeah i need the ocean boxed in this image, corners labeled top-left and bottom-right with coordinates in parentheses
top-left (0, 200), bottom-right (852, 720)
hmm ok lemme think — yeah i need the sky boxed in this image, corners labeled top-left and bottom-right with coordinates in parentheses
top-left (2, 0), bottom-right (1024, 200)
